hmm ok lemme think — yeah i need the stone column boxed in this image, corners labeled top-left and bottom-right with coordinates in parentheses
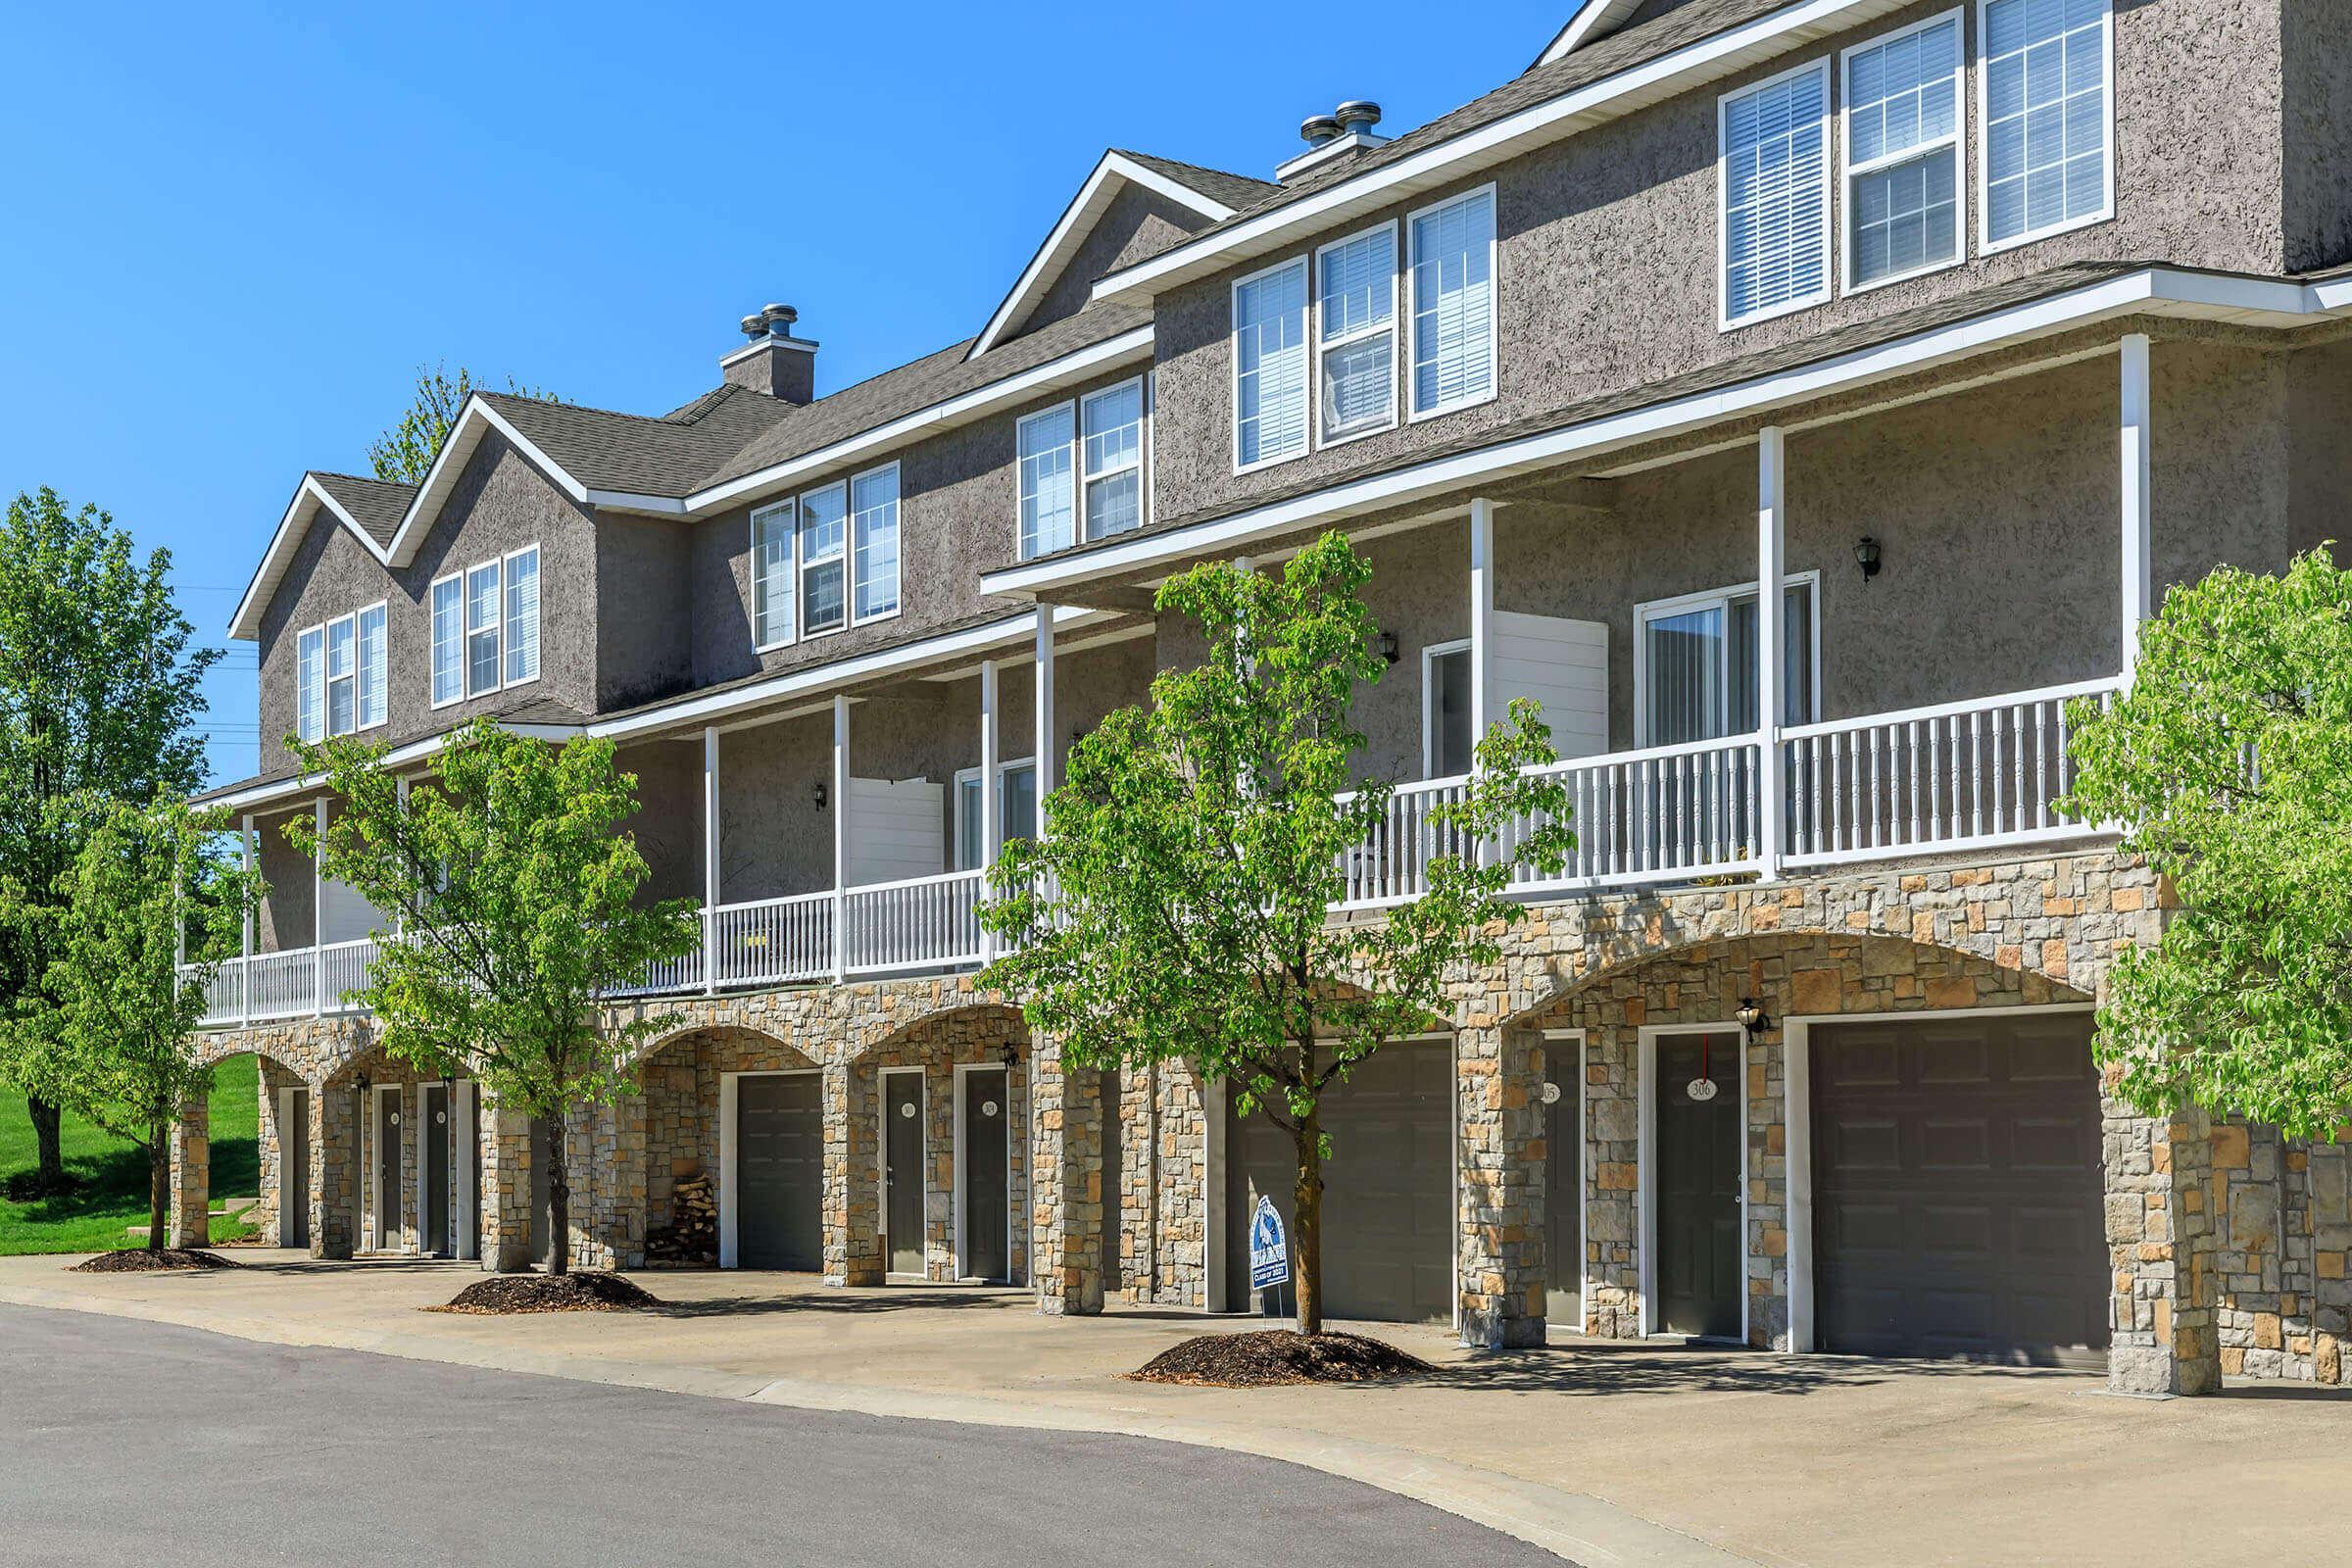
top-left (312, 1081), bottom-right (356, 1260)
top-left (1031, 1033), bottom-right (1103, 1316)
top-left (1457, 1022), bottom-right (1546, 1348)
top-left (476, 1099), bottom-right (535, 1272)
top-left (825, 1058), bottom-right (882, 1286)
top-left (579, 1095), bottom-right (647, 1270)
top-left (2105, 1100), bottom-right (2222, 1396)
top-left (168, 1095), bottom-right (211, 1250)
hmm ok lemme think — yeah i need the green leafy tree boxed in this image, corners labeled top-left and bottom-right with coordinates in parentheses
top-left (14, 797), bottom-right (257, 1250)
top-left (0, 488), bottom-right (217, 1193)
top-left (287, 719), bottom-right (699, 1274)
top-left (979, 532), bottom-right (1570, 1335)
top-left (2064, 547), bottom-right (2352, 1140)
top-left (368, 364), bottom-right (562, 485)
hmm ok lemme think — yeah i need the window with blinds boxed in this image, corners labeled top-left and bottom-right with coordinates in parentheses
top-left (503, 546), bottom-right (540, 686)
top-left (1721, 61), bottom-right (1831, 327)
top-left (1409, 187), bottom-right (1494, 416)
top-left (356, 603), bottom-right (386, 729)
top-left (1983, 0), bottom-right (2110, 249)
top-left (296, 624), bottom-right (324, 742)
top-left (297, 601), bottom-right (388, 740)
top-left (851, 466), bottom-right (900, 622)
top-left (1081, 380), bottom-right (1144, 538)
top-left (800, 480), bottom-right (848, 634)
top-left (1845, 14), bottom-right (1963, 289)
top-left (430, 575), bottom-right (463, 706)
top-left (1234, 258), bottom-right (1308, 468)
top-left (752, 500), bottom-right (797, 648)
top-left (1317, 223), bottom-right (1396, 442)
top-left (1018, 403), bottom-right (1076, 559)
top-left (1637, 579), bottom-right (1817, 744)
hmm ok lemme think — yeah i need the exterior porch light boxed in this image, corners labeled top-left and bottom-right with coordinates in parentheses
top-left (1854, 535), bottom-right (1883, 581)
top-left (811, 779), bottom-right (828, 810)
top-left (1735, 998), bottom-right (1770, 1035)
top-left (1000, 1041), bottom-right (1018, 1069)
top-left (1375, 629), bottom-right (1400, 665)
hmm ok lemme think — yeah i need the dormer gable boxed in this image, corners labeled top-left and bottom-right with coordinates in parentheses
top-left (227, 472), bottom-right (416, 642)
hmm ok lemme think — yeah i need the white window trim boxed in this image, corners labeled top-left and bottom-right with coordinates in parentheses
top-left (1420, 637), bottom-right (1472, 779)
top-left (1314, 220), bottom-right (1400, 449)
top-left (351, 599), bottom-right (390, 734)
top-left (1231, 253), bottom-right (1312, 476)
top-left (501, 545), bottom-right (542, 693)
top-left (750, 499), bottom-right (798, 653)
top-left (1839, 9), bottom-right (1969, 298)
top-left (299, 603), bottom-right (391, 741)
top-left (1404, 183), bottom-right (1500, 423)
top-left (296, 622), bottom-right (326, 743)
top-left (1974, 0), bottom-right (2116, 257)
top-left (797, 479), bottom-right (851, 641)
top-left (1016, 400), bottom-right (1078, 563)
top-left (1631, 569), bottom-right (1824, 746)
top-left (427, 570), bottom-right (464, 710)
top-left (1717, 57), bottom-right (1836, 332)
top-left (953, 756), bottom-right (1038, 870)
top-left (849, 460), bottom-right (905, 630)
top-left (1079, 376), bottom-right (1149, 540)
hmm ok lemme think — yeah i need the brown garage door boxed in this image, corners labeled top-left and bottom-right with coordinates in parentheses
top-left (1227, 1039), bottom-right (1452, 1323)
top-left (1811, 1013), bottom-right (2108, 1366)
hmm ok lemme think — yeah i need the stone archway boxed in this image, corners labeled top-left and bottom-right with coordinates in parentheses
top-left (633, 1025), bottom-right (821, 1270)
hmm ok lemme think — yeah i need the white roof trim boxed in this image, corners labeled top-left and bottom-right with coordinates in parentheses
top-left (227, 476), bottom-right (396, 642)
top-left (991, 268), bottom-right (2328, 599)
top-left (1535, 0), bottom-right (1648, 70)
top-left (1091, 0), bottom-right (1913, 307)
top-left (965, 152), bottom-right (1236, 364)
top-left (203, 722), bottom-right (586, 812)
top-left (380, 397), bottom-right (590, 569)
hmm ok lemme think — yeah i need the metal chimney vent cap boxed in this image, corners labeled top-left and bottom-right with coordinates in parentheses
top-left (739, 314), bottom-right (768, 339)
top-left (1298, 114), bottom-right (1343, 147)
top-left (1333, 100), bottom-right (1383, 134)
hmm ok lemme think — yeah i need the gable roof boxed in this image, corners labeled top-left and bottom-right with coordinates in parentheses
top-left (227, 472), bottom-right (417, 641)
top-left (1532, 0), bottom-right (1650, 69)
top-left (471, 382), bottom-right (794, 498)
top-left (963, 150), bottom-right (1270, 363)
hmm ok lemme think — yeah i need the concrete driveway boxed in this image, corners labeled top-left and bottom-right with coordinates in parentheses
top-left (4, 1251), bottom-right (2347, 1567)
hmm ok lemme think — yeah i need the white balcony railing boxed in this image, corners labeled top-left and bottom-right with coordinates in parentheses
top-left (188, 681), bottom-right (2124, 1029)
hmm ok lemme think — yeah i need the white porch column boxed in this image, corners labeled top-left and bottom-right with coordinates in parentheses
top-left (831, 695), bottom-right (850, 984)
top-left (978, 659), bottom-right (1002, 960)
top-left (1469, 498), bottom-right (1495, 747)
top-left (312, 798), bottom-right (327, 1016)
top-left (2120, 332), bottom-right (2153, 676)
top-left (1756, 428), bottom-right (1787, 880)
top-left (392, 779), bottom-right (408, 936)
top-left (703, 726), bottom-right (720, 995)
top-left (239, 812), bottom-right (255, 1028)
top-left (1034, 607), bottom-right (1057, 817)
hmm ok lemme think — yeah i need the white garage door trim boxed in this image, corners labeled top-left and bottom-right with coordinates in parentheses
top-left (1783, 1001), bottom-right (2096, 1354)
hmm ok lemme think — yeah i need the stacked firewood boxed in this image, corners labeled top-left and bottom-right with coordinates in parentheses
top-left (645, 1173), bottom-right (717, 1265)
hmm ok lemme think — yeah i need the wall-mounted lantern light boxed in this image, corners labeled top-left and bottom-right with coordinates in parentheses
top-left (1735, 997), bottom-right (1770, 1035)
top-left (1854, 535), bottom-right (1883, 581)
top-left (1375, 630), bottom-right (1401, 666)
top-left (811, 780), bottom-right (829, 810)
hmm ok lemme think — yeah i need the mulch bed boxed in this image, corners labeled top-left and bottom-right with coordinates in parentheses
top-left (1130, 1330), bottom-right (1433, 1388)
top-left (426, 1272), bottom-right (662, 1315)
top-left (70, 1248), bottom-right (242, 1273)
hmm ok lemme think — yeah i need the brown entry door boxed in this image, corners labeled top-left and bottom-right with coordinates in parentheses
top-left (1655, 1032), bottom-right (1741, 1340)
top-left (1810, 1014), bottom-right (2108, 1365)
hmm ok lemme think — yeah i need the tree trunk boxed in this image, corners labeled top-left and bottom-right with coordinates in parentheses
top-left (146, 1131), bottom-right (169, 1251)
top-left (28, 1096), bottom-right (65, 1188)
top-left (1291, 1106), bottom-right (1325, 1338)
top-left (545, 1118), bottom-right (570, 1277)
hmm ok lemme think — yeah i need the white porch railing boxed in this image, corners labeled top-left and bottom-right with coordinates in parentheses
top-left (710, 890), bottom-right (835, 989)
top-left (842, 869), bottom-right (986, 976)
top-left (188, 937), bottom-right (382, 1028)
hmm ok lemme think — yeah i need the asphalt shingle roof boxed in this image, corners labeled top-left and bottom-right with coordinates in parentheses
top-left (310, 472), bottom-right (416, 549)
top-left (476, 382), bottom-right (798, 499)
top-left (1110, 150), bottom-right (1280, 213)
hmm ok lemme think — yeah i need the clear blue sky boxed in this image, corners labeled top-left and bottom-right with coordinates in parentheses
top-left (0, 2), bottom-right (1570, 785)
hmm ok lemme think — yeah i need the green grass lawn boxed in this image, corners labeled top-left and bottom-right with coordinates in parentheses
top-left (0, 1054), bottom-right (261, 1254)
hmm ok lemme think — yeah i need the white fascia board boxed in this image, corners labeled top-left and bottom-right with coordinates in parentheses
top-left (201, 722), bottom-right (586, 813)
top-left (682, 325), bottom-right (1155, 516)
top-left (380, 398), bottom-right (591, 568)
top-left (1092, 0), bottom-right (1911, 306)
top-left (987, 268), bottom-right (2320, 598)
top-left (586, 490), bottom-right (691, 515)
top-left (966, 154), bottom-right (1236, 364)
top-left (2303, 272), bottom-right (2352, 315)
top-left (1535, 0), bottom-right (1647, 71)
top-left (226, 476), bottom-right (395, 642)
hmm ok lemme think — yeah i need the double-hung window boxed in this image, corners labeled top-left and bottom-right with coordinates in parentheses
top-left (1720, 61), bottom-right (1832, 327)
top-left (1981, 0), bottom-right (2111, 250)
top-left (1017, 381), bottom-right (1147, 560)
top-left (431, 544), bottom-right (540, 705)
top-left (296, 601), bottom-right (388, 742)
top-left (1233, 258), bottom-right (1308, 469)
top-left (1844, 13), bottom-right (1965, 290)
top-left (1408, 187), bottom-right (1494, 416)
top-left (751, 500), bottom-right (797, 648)
top-left (799, 481), bottom-right (848, 635)
top-left (1080, 381), bottom-right (1144, 538)
top-left (851, 466), bottom-right (901, 622)
top-left (1018, 404), bottom-right (1077, 559)
top-left (1317, 224), bottom-right (1396, 442)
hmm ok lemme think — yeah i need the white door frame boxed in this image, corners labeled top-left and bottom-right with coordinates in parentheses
top-left (452, 1081), bottom-right (479, 1262)
top-left (953, 1060), bottom-right (1016, 1282)
top-left (416, 1080), bottom-right (446, 1256)
top-left (717, 1067), bottom-right (821, 1269)
top-left (275, 1085), bottom-right (306, 1249)
top-left (1542, 1028), bottom-right (1589, 1336)
top-left (370, 1082), bottom-right (405, 1252)
top-left (1782, 1001), bottom-right (2096, 1354)
top-left (879, 1065), bottom-right (928, 1279)
top-left (1637, 1023), bottom-right (1749, 1344)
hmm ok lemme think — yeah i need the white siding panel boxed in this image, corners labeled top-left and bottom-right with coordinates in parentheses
top-left (847, 776), bottom-right (945, 886)
top-left (1490, 611), bottom-right (1610, 760)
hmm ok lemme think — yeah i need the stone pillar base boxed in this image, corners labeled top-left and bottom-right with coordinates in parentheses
top-left (168, 1097), bottom-right (210, 1250)
top-left (2105, 1103), bottom-right (2222, 1396)
top-left (478, 1101), bottom-right (535, 1273)
top-left (312, 1082), bottom-right (356, 1260)
top-left (1031, 1035), bottom-right (1103, 1316)
top-left (1456, 1024), bottom-right (1546, 1350)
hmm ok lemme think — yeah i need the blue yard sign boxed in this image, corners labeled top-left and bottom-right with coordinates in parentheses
top-left (1249, 1195), bottom-right (1290, 1291)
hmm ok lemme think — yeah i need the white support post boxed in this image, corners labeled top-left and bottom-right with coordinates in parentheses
top-left (978, 659), bottom-right (1001, 961)
top-left (2120, 332), bottom-right (2153, 680)
top-left (703, 726), bottom-right (721, 995)
top-left (392, 779), bottom-right (409, 936)
top-left (1469, 498), bottom-right (1495, 748)
top-left (239, 813), bottom-right (255, 1028)
top-left (1034, 608), bottom-right (1057, 818)
top-left (312, 798), bottom-right (327, 1016)
top-left (1756, 428), bottom-right (1787, 881)
top-left (831, 695), bottom-right (850, 984)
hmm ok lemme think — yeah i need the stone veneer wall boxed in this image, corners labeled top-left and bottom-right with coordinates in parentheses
top-left (2208, 1120), bottom-right (2352, 1384)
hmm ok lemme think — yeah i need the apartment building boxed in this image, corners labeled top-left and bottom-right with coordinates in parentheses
top-left (173, 0), bottom-right (2352, 1396)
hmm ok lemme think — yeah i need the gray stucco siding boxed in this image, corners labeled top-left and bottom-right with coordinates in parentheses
top-left (1022, 185), bottom-right (1214, 341)
top-left (1146, 0), bottom-right (2294, 528)
top-left (595, 515), bottom-right (695, 711)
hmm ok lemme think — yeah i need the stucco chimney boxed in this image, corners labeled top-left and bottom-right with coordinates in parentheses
top-left (721, 303), bottom-right (818, 404)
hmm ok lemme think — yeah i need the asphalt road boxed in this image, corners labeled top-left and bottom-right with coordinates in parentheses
top-left (0, 1303), bottom-right (1567, 1566)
